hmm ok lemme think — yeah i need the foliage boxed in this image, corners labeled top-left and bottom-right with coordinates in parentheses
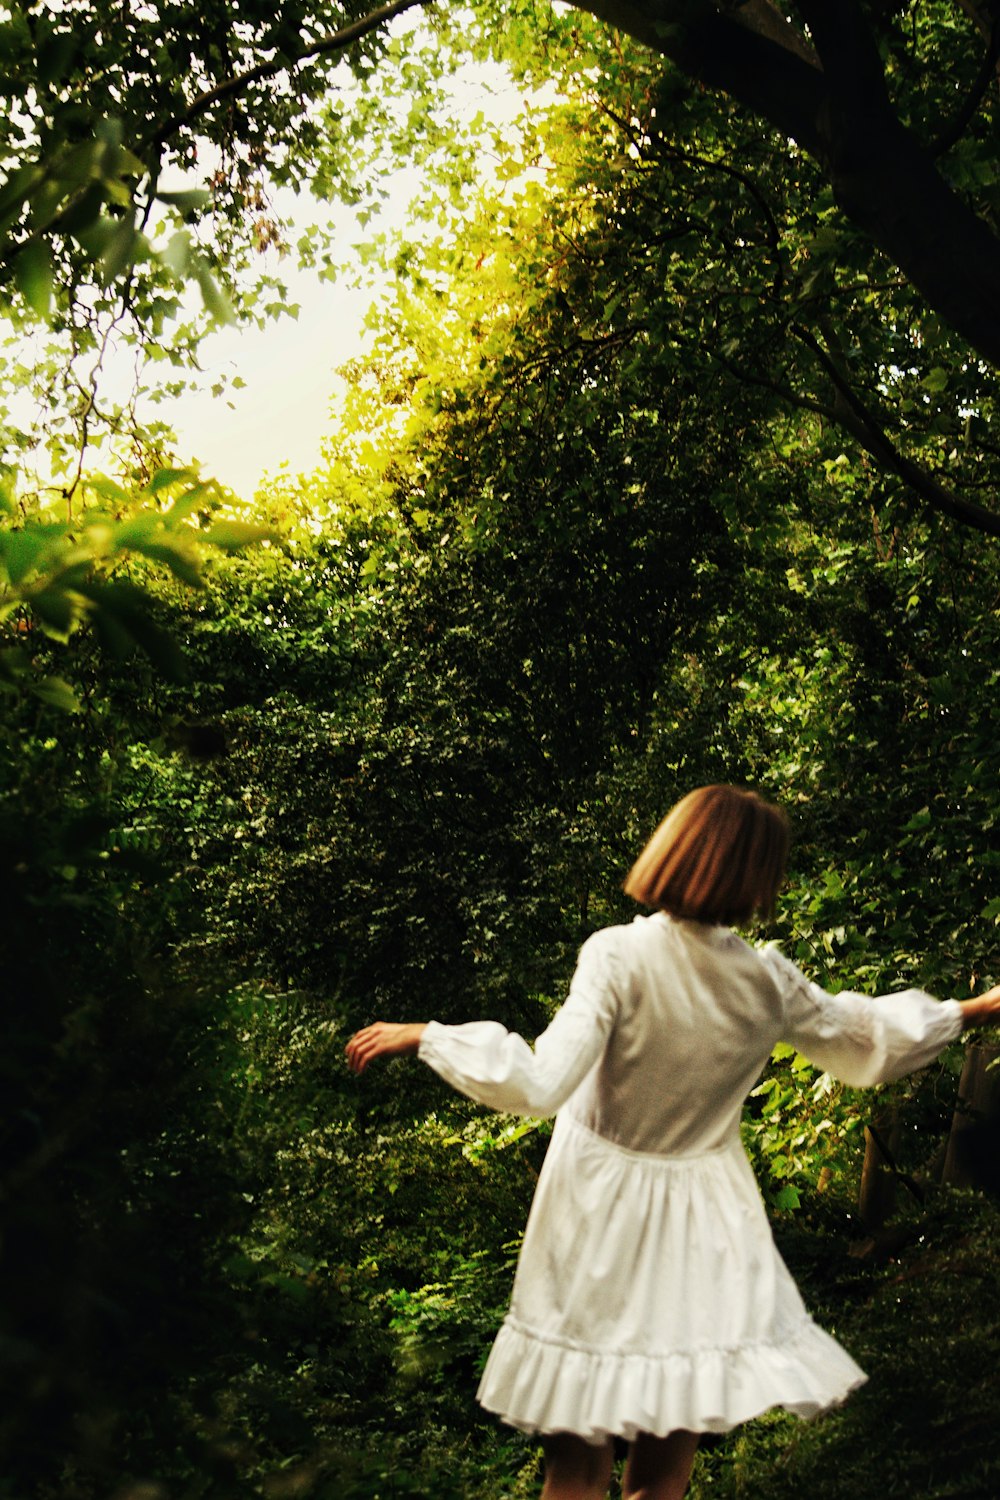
top-left (4, 462), bottom-right (997, 1495)
top-left (0, 0), bottom-right (433, 304)
top-left (0, 788), bottom-right (250, 1491)
top-left (3, 9), bottom-right (1000, 1499)
top-left (691, 1192), bottom-right (1000, 1499)
top-left (3, 0), bottom-right (1000, 532)
top-left (0, 0), bottom-right (435, 480)
top-left (311, 0), bottom-right (1000, 534)
top-left (0, 467), bottom-right (271, 710)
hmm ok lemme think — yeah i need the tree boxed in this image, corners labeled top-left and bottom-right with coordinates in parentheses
top-left (5, 27), bottom-right (1000, 1487)
top-left (470, 0), bottom-right (1000, 536)
top-left (577, 0), bottom-right (1000, 361)
top-left (3, 1), bottom-right (1000, 536)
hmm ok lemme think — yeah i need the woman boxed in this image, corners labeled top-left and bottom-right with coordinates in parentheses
top-left (347, 785), bottom-right (1000, 1500)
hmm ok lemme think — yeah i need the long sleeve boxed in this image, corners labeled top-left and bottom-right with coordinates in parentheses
top-left (417, 930), bottom-right (622, 1116)
top-left (763, 946), bottom-right (963, 1087)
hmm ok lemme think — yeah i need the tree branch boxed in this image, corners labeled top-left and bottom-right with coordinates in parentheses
top-left (690, 328), bottom-right (1000, 537)
top-left (143, 0), bottom-right (435, 152)
top-left (724, 0), bottom-right (819, 67)
top-left (578, 0), bottom-right (826, 152)
top-left (791, 323), bottom-right (1000, 536)
top-left (955, 0), bottom-right (1000, 48)
top-left (792, 0), bottom-right (891, 97)
top-left (931, 18), bottom-right (1000, 155)
top-left (576, 0), bottom-right (1000, 369)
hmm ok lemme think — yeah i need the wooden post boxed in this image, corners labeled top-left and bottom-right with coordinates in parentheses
top-left (858, 1107), bottom-right (901, 1232)
top-left (941, 1043), bottom-right (1000, 1190)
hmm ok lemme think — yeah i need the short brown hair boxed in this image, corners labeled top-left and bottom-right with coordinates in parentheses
top-left (624, 785), bottom-right (789, 925)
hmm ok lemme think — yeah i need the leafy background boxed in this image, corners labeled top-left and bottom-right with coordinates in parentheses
top-left (2, 3), bottom-right (1000, 1497)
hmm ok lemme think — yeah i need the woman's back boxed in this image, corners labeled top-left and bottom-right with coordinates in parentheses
top-left (568, 913), bottom-right (782, 1156)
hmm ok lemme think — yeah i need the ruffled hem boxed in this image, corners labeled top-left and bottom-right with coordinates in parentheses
top-left (477, 1315), bottom-right (867, 1443)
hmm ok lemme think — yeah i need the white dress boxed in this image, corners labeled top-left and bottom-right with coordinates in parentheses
top-left (417, 912), bottom-right (963, 1444)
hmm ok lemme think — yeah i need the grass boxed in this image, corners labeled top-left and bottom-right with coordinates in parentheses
top-left (454, 1187), bottom-right (1000, 1500)
top-left (234, 1185), bottom-right (1000, 1500)
top-left (687, 1188), bottom-right (1000, 1500)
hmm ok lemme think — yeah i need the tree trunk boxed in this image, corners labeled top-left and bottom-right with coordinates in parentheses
top-left (941, 1043), bottom-right (1000, 1190)
top-left (858, 1107), bottom-right (901, 1232)
top-left (577, 0), bottom-right (1000, 369)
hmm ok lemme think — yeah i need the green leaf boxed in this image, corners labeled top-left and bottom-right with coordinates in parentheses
top-left (30, 585), bottom-right (78, 635)
top-left (36, 32), bottom-right (79, 88)
top-left (13, 242), bottom-right (54, 316)
top-left (85, 474), bottom-right (131, 505)
top-left (111, 513), bottom-right (158, 546)
top-left (0, 163), bottom-right (47, 225)
top-left (71, 209), bottom-right (119, 256)
top-left (77, 579), bottom-right (188, 678)
top-left (131, 540), bottom-right (203, 587)
top-left (44, 560), bottom-right (91, 593)
top-left (164, 483), bottom-right (214, 521)
top-left (201, 520), bottom-right (274, 551)
top-left (108, 146), bottom-right (147, 180)
top-left (0, 527), bottom-right (47, 585)
top-left (159, 228), bottom-right (191, 277)
top-left (148, 466), bottom-right (197, 495)
top-left (32, 674), bottom-right (81, 712)
top-left (86, 601), bottom-right (135, 659)
top-left (101, 176), bottom-right (135, 210)
top-left (156, 188), bottom-right (212, 214)
top-left (51, 101), bottom-right (93, 138)
top-left (31, 177), bottom-right (68, 226)
top-left (0, 469), bottom-right (17, 517)
top-left (56, 139), bottom-right (105, 192)
top-left (0, 647), bottom-right (28, 683)
top-left (99, 217), bottom-right (137, 284)
top-left (192, 256), bottom-right (235, 323)
top-left (94, 117), bottom-right (124, 149)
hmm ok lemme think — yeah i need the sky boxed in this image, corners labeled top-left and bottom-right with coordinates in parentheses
top-left (163, 61), bottom-right (535, 501)
top-left (165, 195), bottom-right (390, 500)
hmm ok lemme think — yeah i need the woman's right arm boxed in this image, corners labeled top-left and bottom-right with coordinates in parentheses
top-left (416, 929), bottom-right (623, 1117)
top-left (349, 928), bottom-right (623, 1117)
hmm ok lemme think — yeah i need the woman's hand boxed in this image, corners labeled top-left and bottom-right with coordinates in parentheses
top-left (960, 984), bottom-right (1000, 1030)
top-left (345, 1021), bottom-right (427, 1073)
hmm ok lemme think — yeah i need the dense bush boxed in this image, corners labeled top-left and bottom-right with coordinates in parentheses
top-left (4, 28), bottom-right (1000, 1492)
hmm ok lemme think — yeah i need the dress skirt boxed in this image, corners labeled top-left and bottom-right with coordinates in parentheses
top-left (476, 1111), bottom-right (866, 1443)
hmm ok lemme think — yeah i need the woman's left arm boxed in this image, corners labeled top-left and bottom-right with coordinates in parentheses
top-left (766, 946), bottom-right (966, 1086)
